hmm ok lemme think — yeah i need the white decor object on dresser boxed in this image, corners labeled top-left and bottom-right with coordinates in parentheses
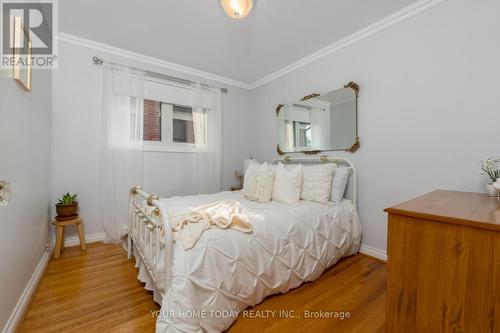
top-left (480, 157), bottom-right (500, 196)
top-left (493, 178), bottom-right (500, 199)
top-left (487, 184), bottom-right (498, 197)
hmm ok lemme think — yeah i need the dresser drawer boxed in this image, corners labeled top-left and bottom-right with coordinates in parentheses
top-left (385, 190), bottom-right (500, 332)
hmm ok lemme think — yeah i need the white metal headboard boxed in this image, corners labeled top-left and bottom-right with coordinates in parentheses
top-left (271, 155), bottom-right (357, 207)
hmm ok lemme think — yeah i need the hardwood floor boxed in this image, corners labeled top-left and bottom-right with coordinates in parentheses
top-left (19, 243), bottom-right (159, 333)
top-left (19, 243), bottom-right (386, 333)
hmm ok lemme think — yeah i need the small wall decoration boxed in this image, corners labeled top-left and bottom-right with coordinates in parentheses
top-left (0, 181), bottom-right (12, 206)
top-left (12, 16), bottom-right (32, 92)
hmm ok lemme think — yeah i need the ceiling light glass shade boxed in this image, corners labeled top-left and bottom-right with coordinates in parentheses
top-left (220, 0), bottom-right (254, 19)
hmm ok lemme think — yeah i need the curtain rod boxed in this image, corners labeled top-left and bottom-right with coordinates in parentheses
top-left (92, 56), bottom-right (228, 94)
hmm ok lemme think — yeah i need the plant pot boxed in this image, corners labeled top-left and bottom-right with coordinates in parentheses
top-left (486, 184), bottom-right (497, 197)
top-left (56, 202), bottom-right (79, 218)
top-left (494, 180), bottom-right (500, 193)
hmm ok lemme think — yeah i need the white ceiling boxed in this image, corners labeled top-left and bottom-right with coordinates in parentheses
top-left (60, 0), bottom-right (419, 85)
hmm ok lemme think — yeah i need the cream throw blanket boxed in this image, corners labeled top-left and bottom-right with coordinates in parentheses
top-left (170, 200), bottom-right (252, 250)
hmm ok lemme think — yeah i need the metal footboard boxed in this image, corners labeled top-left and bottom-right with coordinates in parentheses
top-left (128, 186), bottom-right (172, 295)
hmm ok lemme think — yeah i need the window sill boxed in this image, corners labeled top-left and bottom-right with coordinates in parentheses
top-left (144, 142), bottom-right (206, 153)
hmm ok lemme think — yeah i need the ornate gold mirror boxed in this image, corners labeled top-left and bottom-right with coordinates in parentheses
top-left (276, 82), bottom-right (359, 155)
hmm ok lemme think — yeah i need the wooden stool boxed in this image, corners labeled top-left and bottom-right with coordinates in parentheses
top-left (52, 216), bottom-right (86, 259)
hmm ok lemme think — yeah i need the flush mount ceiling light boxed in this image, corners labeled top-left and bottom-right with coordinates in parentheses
top-left (220, 0), bottom-right (254, 19)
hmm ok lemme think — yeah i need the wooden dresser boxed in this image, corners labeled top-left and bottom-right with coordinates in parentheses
top-left (385, 190), bottom-right (500, 332)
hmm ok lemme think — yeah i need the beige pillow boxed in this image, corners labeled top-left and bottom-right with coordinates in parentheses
top-left (272, 163), bottom-right (302, 204)
top-left (242, 162), bottom-right (275, 203)
top-left (301, 163), bottom-right (336, 203)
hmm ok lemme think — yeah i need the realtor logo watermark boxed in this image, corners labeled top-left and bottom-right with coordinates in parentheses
top-left (1, 0), bottom-right (58, 69)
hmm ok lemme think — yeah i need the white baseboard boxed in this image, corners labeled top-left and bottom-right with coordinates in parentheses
top-left (65, 232), bottom-right (105, 247)
top-left (2, 233), bottom-right (105, 332)
top-left (1, 247), bottom-right (52, 333)
top-left (359, 244), bottom-right (387, 262)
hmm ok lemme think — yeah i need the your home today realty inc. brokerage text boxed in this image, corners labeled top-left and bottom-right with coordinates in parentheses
top-left (151, 309), bottom-right (352, 321)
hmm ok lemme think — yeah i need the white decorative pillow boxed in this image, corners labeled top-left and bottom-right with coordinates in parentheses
top-left (301, 163), bottom-right (336, 203)
top-left (242, 161), bottom-right (275, 203)
top-left (242, 160), bottom-right (260, 183)
top-left (272, 163), bottom-right (302, 204)
top-left (330, 167), bottom-right (350, 202)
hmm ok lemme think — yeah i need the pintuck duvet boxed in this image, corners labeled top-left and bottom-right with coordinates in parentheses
top-left (154, 191), bottom-right (361, 333)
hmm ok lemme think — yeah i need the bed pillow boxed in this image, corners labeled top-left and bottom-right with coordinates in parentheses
top-left (272, 163), bottom-right (302, 204)
top-left (330, 167), bottom-right (350, 202)
top-left (301, 163), bottom-right (336, 203)
top-left (242, 160), bottom-right (260, 197)
top-left (242, 161), bottom-right (275, 203)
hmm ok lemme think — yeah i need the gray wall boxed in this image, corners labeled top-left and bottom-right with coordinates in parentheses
top-left (250, 0), bottom-right (500, 252)
top-left (0, 69), bottom-right (52, 328)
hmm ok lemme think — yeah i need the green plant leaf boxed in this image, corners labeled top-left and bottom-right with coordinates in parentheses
top-left (57, 192), bottom-right (78, 205)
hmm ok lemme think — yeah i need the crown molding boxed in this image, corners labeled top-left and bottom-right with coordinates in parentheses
top-left (57, 33), bottom-right (253, 90)
top-left (249, 0), bottom-right (448, 89)
top-left (58, 0), bottom-right (446, 91)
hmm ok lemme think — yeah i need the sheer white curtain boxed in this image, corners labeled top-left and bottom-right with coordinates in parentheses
top-left (101, 64), bottom-right (145, 243)
top-left (192, 83), bottom-right (222, 193)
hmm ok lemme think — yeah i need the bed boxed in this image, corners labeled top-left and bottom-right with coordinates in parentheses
top-left (128, 156), bottom-right (361, 333)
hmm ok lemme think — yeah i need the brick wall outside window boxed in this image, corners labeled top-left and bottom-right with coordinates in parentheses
top-left (185, 120), bottom-right (195, 143)
top-left (144, 99), bottom-right (161, 141)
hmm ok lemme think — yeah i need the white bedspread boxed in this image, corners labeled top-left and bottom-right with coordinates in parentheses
top-left (154, 191), bottom-right (361, 333)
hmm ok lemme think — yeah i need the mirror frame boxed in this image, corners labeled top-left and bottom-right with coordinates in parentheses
top-left (276, 81), bottom-right (359, 155)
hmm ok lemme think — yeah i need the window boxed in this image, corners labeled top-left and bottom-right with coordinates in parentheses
top-left (172, 105), bottom-right (195, 143)
top-left (284, 120), bottom-right (312, 149)
top-left (144, 99), bottom-right (161, 142)
top-left (143, 77), bottom-right (217, 153)
top-left (294, 121), bottom-right (312, 148)
top-left (144, 100), bottom-right (195, 144)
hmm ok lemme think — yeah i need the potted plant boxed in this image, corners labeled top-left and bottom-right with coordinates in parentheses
top-left (480, 158), bottom-right (500, 196)
top-left (56, 192), bottom-right (79, 218)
